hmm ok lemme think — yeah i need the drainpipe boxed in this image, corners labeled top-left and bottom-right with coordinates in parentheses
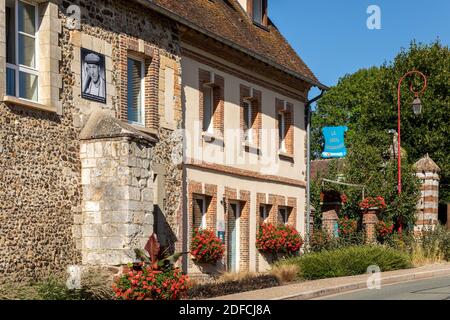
top-left (305, 89), bottom-right (325, 246)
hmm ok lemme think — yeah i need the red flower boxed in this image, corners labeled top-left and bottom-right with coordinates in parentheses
top-left (190, 228), bottom-right (225, 264)
top-left (256, 223), bottom-right (303, 255)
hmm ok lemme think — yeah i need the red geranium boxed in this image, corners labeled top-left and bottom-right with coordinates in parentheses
top-left (256, 223), bottom-right (303, 255)
top-left (190, 228), bottom-right (225, 264)
top-left (359, 196), bottom-right (387, 210)
top-left (113, 263), bottom-right (189, 300)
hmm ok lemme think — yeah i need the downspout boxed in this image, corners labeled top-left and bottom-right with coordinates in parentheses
top-left (305, 89), bottom-right (325, 246)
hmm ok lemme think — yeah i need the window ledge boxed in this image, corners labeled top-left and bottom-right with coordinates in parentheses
top-left (242, 141), bottom-right (261, 155)
top-left (278, 151), bottom-right (294, 162)
top-left (253, 21), bottom-right (270, 32)
top-left (2, 96), bottom-right (57, 113)
top-left (202, 131), bottom-right (223, 143)
top-left (129, 123), bottom-right (160, 139)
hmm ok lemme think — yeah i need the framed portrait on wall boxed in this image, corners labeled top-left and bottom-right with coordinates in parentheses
top-left (81, 48), bottom-right (107, 104)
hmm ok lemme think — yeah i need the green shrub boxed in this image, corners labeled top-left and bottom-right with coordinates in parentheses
top-left (280, 245), bottom-right (412, 280)
top-left (307, 229), bottom-right (365, 253)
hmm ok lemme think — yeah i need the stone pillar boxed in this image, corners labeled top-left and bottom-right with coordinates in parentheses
top-left (414, 154), bottom-right (441, 233)
top-left (322, 210), bottom-right (339, 238)
top-left (77, 112), bottom-right (156, 266)
top-left (362, 209), bottom-right (379, 243)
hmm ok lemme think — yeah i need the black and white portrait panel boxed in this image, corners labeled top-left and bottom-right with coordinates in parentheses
top-left (81, 48), bottom-right (106, 103)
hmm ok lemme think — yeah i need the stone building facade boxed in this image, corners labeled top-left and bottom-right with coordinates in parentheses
top-left (0, 0), bottom-right (325, 282)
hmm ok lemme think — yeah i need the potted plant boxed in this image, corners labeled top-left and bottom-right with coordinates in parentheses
top-left (359, 196), bottom-right (387, 214)
top-left (256, 223), bottom-right (303, 260)
top-left (113, 234), bottom-right (190, 300)
top-left (190, 228), bottom-right (225, 264)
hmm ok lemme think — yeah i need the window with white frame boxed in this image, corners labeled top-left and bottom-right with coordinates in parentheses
top-left (127, 56), bottom-right (145, 125)
top-left (278, 112), bottom-right (286, 152)
top-left (243, 99), bottom-right (253, 143)
top-left (203, 85), bottom-right (214, 134)
top-left (252, 0), bottom-right (264, 25)
top-left (195, 197), bottom-right (207, 229)
top-left (279, 207), bottom-right (289, 225)
top-left (259, 205), bottom-right (269, 224)
top-left (6, 0), bottom-right (39, 101)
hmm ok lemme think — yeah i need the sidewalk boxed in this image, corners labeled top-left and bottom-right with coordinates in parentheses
top-left (209, 263), bottom-right (450, 300)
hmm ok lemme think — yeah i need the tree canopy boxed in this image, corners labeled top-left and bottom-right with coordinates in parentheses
top-left (312, 40), bottom-right (450, 204)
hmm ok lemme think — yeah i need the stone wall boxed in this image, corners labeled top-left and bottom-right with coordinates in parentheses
top-left (0, 0), bottom-right (183, 282)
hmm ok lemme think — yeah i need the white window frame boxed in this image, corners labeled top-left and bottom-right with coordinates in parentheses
top-left (6, 0), bottom-right (40, 102)
top-left (279, 207), bottom-right (289, 225)
top-left (200, 196), bottom-right (207, 229)
top-left (126, 55), bottom-right (145, 126)
top-left (278, 111), bottom-right (286, 152)
top-left (243, 99), bottom-right (253, 143)
top-left (203, 83), bottom-right (214, 134)
top-left (252, 0), bottom-right (264, 25)
top-left (230, 201), bottom-right (241, 273)
top-left (260, 205), bottom-right (269, 224)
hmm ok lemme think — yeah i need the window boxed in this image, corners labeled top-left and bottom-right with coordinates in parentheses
top-left (252, 0), bottom-right (264, 24)
top-left (6, 0), bottom-right (39, 101)
top-left (243, 100), bottom-right (253, 142)
top-left (259, 205), bottom-right (269, 224)
top-left (279, 207), bottom-right (289, 225)
top-left (203, 85), bottom-right (214, 134)
top-left (195, 197), bottom-right (207, 229)
top-left (127, 57), bottom-right (145, 125)
top-left (278, 112), bottom-right (286, 152)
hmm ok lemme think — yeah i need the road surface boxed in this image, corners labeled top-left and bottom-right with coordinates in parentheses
top-left (318, 276), bottom-right (450, 300)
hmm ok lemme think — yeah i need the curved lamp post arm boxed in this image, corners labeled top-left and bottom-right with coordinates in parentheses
top-left (396, 70), bottom-right (427, 232)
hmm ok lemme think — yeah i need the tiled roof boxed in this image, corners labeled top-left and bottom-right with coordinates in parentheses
top-left (150, 0), bottom-right (323, 88)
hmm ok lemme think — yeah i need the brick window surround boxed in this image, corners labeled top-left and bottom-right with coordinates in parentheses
top-left (276, 98), bottom-right (294, 156)
top-left (256, 193), bottom-right (297, 271)
top-left (240, 85), bottom-right (262, 149)
top-left (118, 34), bottom-right (160, 130)
top-left (199, 69), bottom-right (224, 137)
top-left (187, 181), bottom-right (217, 268)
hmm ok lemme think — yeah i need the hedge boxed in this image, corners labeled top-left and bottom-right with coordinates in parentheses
top-left (279, 245), bottom-right (412, 280)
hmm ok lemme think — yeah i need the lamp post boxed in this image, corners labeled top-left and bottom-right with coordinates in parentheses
top-left (396, 71), bottom-right (427, 195)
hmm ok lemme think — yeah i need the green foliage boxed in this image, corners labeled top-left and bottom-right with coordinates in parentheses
top-left (0, 272), bottom-right (114, 300)
top-left (307, 228), bottom-right (364, 253)
top-left (312, 40), bottom-right (450, 203)
top-left (386, 226), bottom-right (450, 263)
top-left (280, 246), bottom-right (412, 280)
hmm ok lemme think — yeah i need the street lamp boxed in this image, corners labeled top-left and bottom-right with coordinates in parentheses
top-left (396, 70), bottom-right (428, 195)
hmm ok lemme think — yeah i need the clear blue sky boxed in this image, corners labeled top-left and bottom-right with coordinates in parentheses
top-left (269, 0), bottom-right (450, 97)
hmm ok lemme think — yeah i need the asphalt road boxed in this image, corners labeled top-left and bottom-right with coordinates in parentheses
top-left (318, 276), bottom-right (450, 300)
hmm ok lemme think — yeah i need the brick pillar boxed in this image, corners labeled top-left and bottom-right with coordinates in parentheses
top-left (322, 210), bottom-right (338, 238)
top-left (414, 154), bottom-right (441, 233)
top-left (362, 210), bottom-right (379, 243)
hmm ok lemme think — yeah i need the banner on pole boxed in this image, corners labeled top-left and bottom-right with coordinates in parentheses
top-left (322, 126), bottom-right (348, 159)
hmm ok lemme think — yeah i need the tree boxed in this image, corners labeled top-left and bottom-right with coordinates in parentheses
top-left (312, 40), bottom-right (450, 204)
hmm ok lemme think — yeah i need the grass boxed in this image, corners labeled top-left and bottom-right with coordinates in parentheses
top-left (0, 269), bottom-right (114, 300)
top-left (278, 245), bottom-right (412, 280)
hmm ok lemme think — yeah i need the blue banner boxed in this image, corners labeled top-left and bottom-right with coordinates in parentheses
top-left (322, 126), bottom-right (348, 159)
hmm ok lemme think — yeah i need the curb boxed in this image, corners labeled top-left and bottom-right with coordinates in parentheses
top-left (276, 268), bottom-right (450, 300)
